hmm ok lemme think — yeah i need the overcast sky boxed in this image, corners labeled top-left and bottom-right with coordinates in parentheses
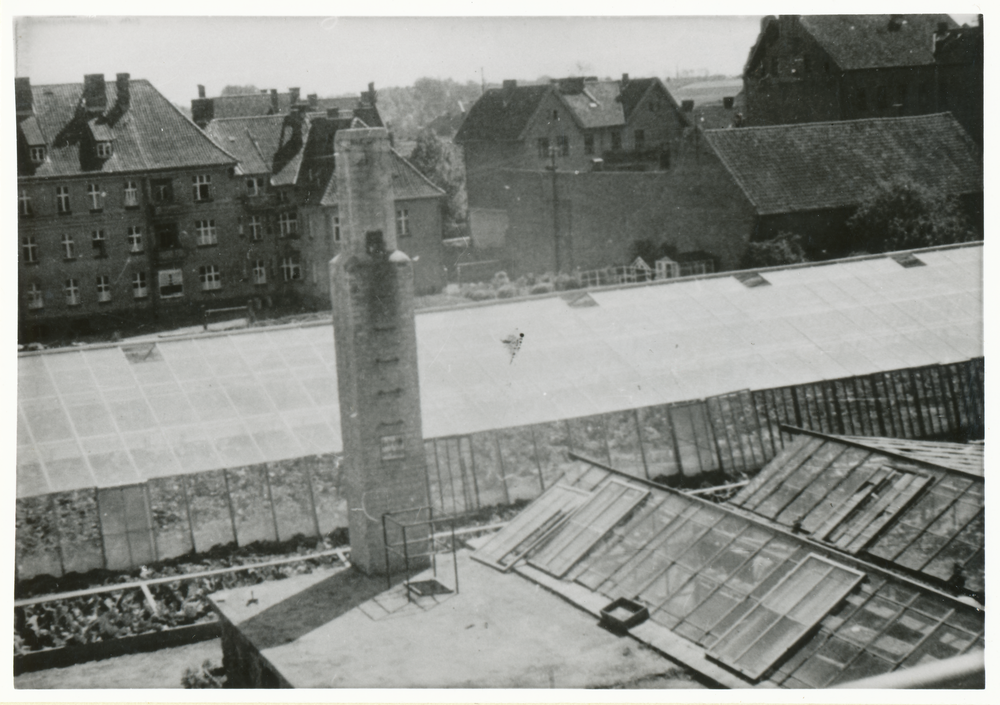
top-left (12, 10), bottom-right (981, 106)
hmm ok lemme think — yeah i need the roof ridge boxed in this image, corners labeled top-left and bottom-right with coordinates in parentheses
top-left (703, 112), bottom-right (956, 134)
top-left (390, 147), bottom-right (446, 196)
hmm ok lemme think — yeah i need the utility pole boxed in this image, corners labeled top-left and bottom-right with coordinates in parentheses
top-left (547, 145), bottom-right (561, 272)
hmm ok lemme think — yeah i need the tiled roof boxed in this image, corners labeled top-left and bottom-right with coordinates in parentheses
top-left (703, 114), bottom-right (982, 215)
top-left (475, 458), bottom-right (984, 688)
top-left (799, 14), bottom-right (957, 70)
top-left (315, 149), bottom-right (444, 206)
top-left (204, 114), bottom-right (306, 185)
top-left (17, 79), bottom-right (237, 178)
top-left (210, 92), bottom-right (286, 119)
top-left (558, 81), bottom-right (625, 129)
top-left (730, 429), bottom-right (984, 599)
top-left (454, 84), bottom-right (552, 142)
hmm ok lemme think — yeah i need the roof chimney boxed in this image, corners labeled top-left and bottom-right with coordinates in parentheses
top-left (308, 93), bottom-right (318, 110)
top-left (83, 73), bottom-right (107, 113)
top-left (15, 77), bottom-right (32, 115)
top-left (191, 97), bottom-right (214, 128)
top-left (366, 82), bottom-right (377, 105)
top-left (116, 73), bottom-right (131, 108)
top-left (937, 21), bottom-right (950, 35)
top-left (197, 84), bottom-right (206, 99)
top-left (270, 88), bottom-right (279, 113)
top-left (888, 15), bottom-right (904, 32)
top-left (681, 99), bottom-right (694, 112)
top-left (723, 96), bottom-right (734, 109)
top-left (289, 87), bottom-right (301, 106)
top-left (761, 15), bottom-right (776, 33)
top-left (502, 79), bottom-right (517, 91)
top-left (621, 73), bottom-right (629, 85)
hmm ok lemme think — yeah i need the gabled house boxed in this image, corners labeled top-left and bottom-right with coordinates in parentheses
top-left (702, 112), bottom-right (983, 256)
top-left (743, 14), bottom-right (982, 143)
top-left (456, 75), bottom-right (687, 176)
top-left (16, 73), bottom-right (242, 342)
top-left (204, 107), bottom-right (446, 301)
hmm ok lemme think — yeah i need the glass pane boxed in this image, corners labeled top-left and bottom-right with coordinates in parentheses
top-left (895, 532), bottom-right (950, 571)
top-left (761, 557), bottom-right (828, 610)
top-left (902, 624), bottom-right (976, 668)
top-left (227, 466), bottom-right (278, 545)
top-left (53, 489), bottom-right (103, 573)
top-left (496, 426), bottom-right (543, 502)
top-left (658, 573), bottom-right (717, 620)
top-left (311, 455), bottom-right (348, 535)
top-left (829, 650), bottom-right (894, 686)
top-left (16, 495), bottom-right (63, 578)
top-left (735, 615), bottom-right (806, 678)
top-left (267, 462), bottom-right (319, 541)
top-left (641, 563), bottom-right (693, 609)
top-left (726, 536), bottom-right (797, 595)
top-left (605, 410), bottom-right (646, 479)
top-left (836, 596), bottom-right (902, 646)
top-left (637, 404), bottom-right (680, 481)
top-left (702, 527), bottom-right (770, 583)
top-left (714, 604), bottom-right (782, 663)
top-left (785, 566), bottom-right (857, 621)
top-left (186, 470), bottom-right (235, 552)
top-left (684, 586), bottom-right (744, 633)
top-left (567, 415), bottom-right (611, 465)
top-left (676, 527), bottom-right (734, 573)
top-left (148, 476), bottom-right (193, 560)
top-left (470, 431), bottom-right (507, 507)
top-left (868, 608), bottom-right (937, 663)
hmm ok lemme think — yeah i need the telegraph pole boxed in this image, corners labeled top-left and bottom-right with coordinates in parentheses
top-left (547, 145), bottom-right (561, 272)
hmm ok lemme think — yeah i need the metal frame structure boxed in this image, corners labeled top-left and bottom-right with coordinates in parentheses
top-left (381, 505), bottom-right (460, 601)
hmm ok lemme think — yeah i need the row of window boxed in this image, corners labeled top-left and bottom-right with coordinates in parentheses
top-left (854, 82), bottom-right (933, 112)
top-left (24, 258), bottom-right (304, 310)
top-left (18, 175), bottom-right (214, 217)
top-left (537, 132), bottom-right (636, 158)
top-left (27, 141), bottom-right (112, 164)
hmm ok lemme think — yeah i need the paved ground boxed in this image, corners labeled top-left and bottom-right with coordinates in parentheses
top-left (14, 639), bottom-right (222, 689)
top-left (212, 550), bottom-right (706, 688)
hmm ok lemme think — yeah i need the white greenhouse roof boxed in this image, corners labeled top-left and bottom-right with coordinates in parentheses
top-left (16, 244), bottom-right (983, 497)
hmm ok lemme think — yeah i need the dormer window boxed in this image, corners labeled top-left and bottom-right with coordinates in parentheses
top-left (96, 141), bottom-right (113, 158)
top-left (29, 146), bottom-right (46, 163)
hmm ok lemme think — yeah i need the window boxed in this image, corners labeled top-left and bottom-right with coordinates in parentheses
top-left (551, 109), bottom-right (559, 121)
top-left (252, 259), bottom-right (267, 285)
top-left (248, 215), bottom-right (263, 240)
top-left (127, 226), bottom-right (143, 253)
top-left (278, 211), bottom-right (298, 237)
top-left (87, 183), bottom-right (104, 211)
top-left (246, 177), bottom-right (264, 196)
top-left (396, 208), bottom-right (410, 237)
top-left (277, 189), bottom-right (292, 204)
top-left (151, 178), bottom-right (173, 204)
top-left (333, 214), bottom-right (341, 242)
top-left (96, 275), bottom-right (111, 302)
top-left (280, 256), bottom-right (302, 281)
top-left (124, 180), bottom-right (139, 207)
top-left (132, 271), bottom-right (148, 299)
top-left (56, 186), bottom-right (71, 214)
top-left (380, 434), bottom-right (406, 461)
top-left (96, 142), bottom-right (112, 158)
top-left (856, 88), bottom-right (867, 112)
top-left (22, 235), bottom-right (38, 263)
top-left (557, 135), bottom-right (569, 157)
top-left (61, 233), bottom-right (76, 260)
top-left (30, 146), bottom-right (46, 163)
top-left (26, 283), bottom-right (43, 310)
top-left (537, 137), bottom-right (550, 159)
top-left (634, 130), bottom-right (645, 152)
top-left (64, 278), bottom-right (81, 306)
top-left (192, 174), bottom-right (211, 202)
top-left (18, 189), bottom-right (32, 216)
top-left (156, 222), bottom-right (181, 250)
top-left (91, 230), bottom-right (107, 258)
top-left (611, 131), bottom-right (622, 151)
top-left (195, 219), bottom-right (218, 246)
top-left (158, 269), bottom-right (183, 298)
top-left (199, 265), bottom-right (222, 291)
top-left (584, 134), bottom-right (595, 155)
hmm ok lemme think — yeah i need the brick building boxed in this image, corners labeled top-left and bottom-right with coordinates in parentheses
top-left (16, 73), bottom-right (246, 342)
top-left (703, 113), bottom-right (984, 257)
top-left (743, 14), bottom-right (983, 143)
top-left (204, 108), bottom-right (446, 302)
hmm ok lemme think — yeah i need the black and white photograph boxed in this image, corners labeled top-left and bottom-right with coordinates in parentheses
top-left (9, 5), bottom-right (986, 694)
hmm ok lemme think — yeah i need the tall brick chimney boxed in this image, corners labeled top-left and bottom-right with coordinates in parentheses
top-left (197, 84), bottom-right (206, 98)
top-left (15, 77), bottom-right (32, 115)
top-left (83, 74), bottom-right (107, 113)
top-left (289, 86), bottom-right (301, 106)
top-left (115, 73), bottom-right (131, 109)
top-left (270, 88), bottom-right (279, 114)
top-left (329, 127), bottom-right (430, 575)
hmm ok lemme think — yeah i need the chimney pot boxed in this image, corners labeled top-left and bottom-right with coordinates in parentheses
top-left (681, 99), bottom-right (695, 112)
top-left (723, 96), bottom-right (734, 109)
top-left (289, 87), bottom-right (301, 106)
top-left (116, 73), bottom-right (131, 107)
top-left (502, 79), bottom-right (517, 91)
top-left (308, 93), bottom-right (318, 110)
top-left (15, 76), bottom-right (33, 115)
top-left (270, 88), bottom-right (279, 113)
top-left (622, 73), bottom-right (629, 84)
top-left (197, 84), bottom-right (206, 98)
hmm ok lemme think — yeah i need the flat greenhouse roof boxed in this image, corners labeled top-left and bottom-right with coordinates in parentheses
top-left (16, 245), bottom-right (983, 497)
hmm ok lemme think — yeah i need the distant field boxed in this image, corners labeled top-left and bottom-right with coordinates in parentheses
top-left (667, 78), bottom-right (743, 106)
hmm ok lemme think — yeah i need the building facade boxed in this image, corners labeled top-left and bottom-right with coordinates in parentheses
top-left (16, 73), bottom-right (251, 342)
top-left (743, 14), bottom-right (983, 144)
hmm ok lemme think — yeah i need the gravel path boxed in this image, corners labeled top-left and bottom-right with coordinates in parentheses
top-left (14, 639), bottom-right (222, 689)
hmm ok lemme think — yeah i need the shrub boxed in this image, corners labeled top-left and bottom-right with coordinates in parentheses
top-left (554, 273), bottom-right (582, 291)
top-left (465, 288), bottom-right (497, 301)
top-left (522, 272), bottom-right (537, 286)
top-left (496, 285), bottom-right (518, 299)
top-left (182, 660), bottom-right (226, 688)
top-left (491, 271), bottom-right (510, 289)
top-left (848, 177), bottom-right (977, 253)
top-left (529, 282), bottom-right (554, 295)
top-left (740, 232), bottom-right (809, 269)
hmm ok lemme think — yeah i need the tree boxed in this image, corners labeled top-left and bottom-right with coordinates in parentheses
top-left (847, 178), bottom-right (977, 254)
top-left (220, 85), bottom-right (261, 96)
top-left (740, 232), bottom-right (809, 269)
top-left (408, 129), bottom-right (468, 239)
